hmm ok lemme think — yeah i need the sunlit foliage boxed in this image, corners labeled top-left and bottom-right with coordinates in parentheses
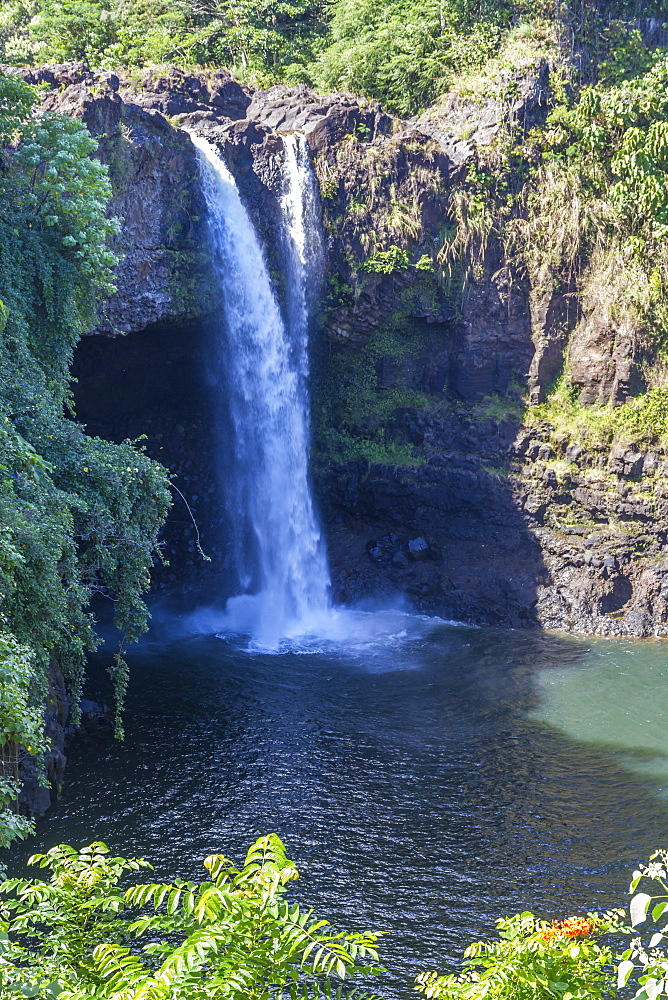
top-left (0, 71), bottom-right (170, 846)
top-left (0, 834), bottom-right (383, 999)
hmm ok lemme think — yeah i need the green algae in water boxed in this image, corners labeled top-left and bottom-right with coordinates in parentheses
top-left (532, 637), bottom-right (668, 790)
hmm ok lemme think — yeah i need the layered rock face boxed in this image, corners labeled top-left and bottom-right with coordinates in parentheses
top-left (11, 61), bottom-right (668, 637)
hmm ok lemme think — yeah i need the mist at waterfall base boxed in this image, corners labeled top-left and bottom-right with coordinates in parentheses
top-left (14, 623), bottom-right (668, 999)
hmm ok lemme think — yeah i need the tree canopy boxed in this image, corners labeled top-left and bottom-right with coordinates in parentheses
top-left (2, 0), bottom-right (667, 115)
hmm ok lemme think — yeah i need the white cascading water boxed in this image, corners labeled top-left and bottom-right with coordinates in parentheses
top-left (281, 133), bottom-right (326, 352)
top-left (191, 133), bottom-right (330, 649)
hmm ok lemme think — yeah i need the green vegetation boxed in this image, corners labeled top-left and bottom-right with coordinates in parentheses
top-left (0, 0), bottom-right (330, 85)
top-left (528, 384), bottom-right (668, 450)
top-left (315, 313), bottom-right (431, 467)
top-left (0, 71), bottom-right (170, 848)
top-left (621, 849), bottom-right (668, 1000)
top-left (513, 51), bottom-right (668, 358)
top-left (416, 911), bottom-right (622, 1000)
top-left (423, 14), bottom-right (668, 447)
top-left (5, 839), bottom-right (668, 1000)
top-left (0, 634), bottom-right (46, 848)
top-left (416, 851), bottom-right (668, 1000)
top-left (360, 246), bottom-right (411, 275)
top-left (3, 1), bottom-right (668, 116)
top-left (0, 834), bottom-right (382, 999)
top-left (314, 0), bottom-right (509, 117)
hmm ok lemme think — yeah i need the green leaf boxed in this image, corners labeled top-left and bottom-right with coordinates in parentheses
top-left (632, 893), bottom-right (654, 927)
top-left (618, 959), bottom-right (635, 987)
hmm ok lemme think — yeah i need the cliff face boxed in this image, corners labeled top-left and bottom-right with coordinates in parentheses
top-left (13, 61), bottom-right (668, 638)
top-left (14, 63), bottom-right (248, 335)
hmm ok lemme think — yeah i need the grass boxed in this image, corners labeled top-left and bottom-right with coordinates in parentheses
top-left (471, 385), bottom-right (527, 422)
top-left (317, 427), bottom-right (424, 467)
top-left (527, 383), bottom-right (668, 450)
top-left (420, 19), bottom-right (559, 115)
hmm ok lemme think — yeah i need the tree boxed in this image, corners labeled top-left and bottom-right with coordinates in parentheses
top-left (186, 0), bottom-right (329, 80)
top-left (314, 0), bottom-right (509, 116)
top-left (29, 0), bottom-right (116, 62)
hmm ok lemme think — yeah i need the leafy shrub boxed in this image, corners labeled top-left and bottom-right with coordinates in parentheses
top-left (0, 70), bottom-right (170, 843)
top-left (620, 849), bottom-right (668, 1000)
top-left (360, 245), bottom-right (411, 274)
top-left (0, 835), bottom-right (383, 999)
top-left (414, 852), bottom-right (668, 1000)
top-left (0, 633), bottom-right (46, 849)
top-left (416, 910), bottom-right (624, 1000)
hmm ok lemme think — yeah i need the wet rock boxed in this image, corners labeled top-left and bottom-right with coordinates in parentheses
top-left (18, 664), bottom-right (68, 820)
top-left (4, 60), bottom-right (91, 88)
top-left (366, 534), bottom-right (404, 565)
top-left (391, 549), bottom-right (411, 568)
top-left (512, 430), bottom-right (534, 456)
top-left (609, 444), bottom-right (644, 478)
top-left (407, 536), bottom-right (430, 560)
top-left (17, 59), bottom-right (668, 643)
top-left (245, 85), bottom-right (392, 151)
top-left (121, 67), bottom-right (251, 119)
top-left (76, 699), bottom-right (115, 737)
top-left (418, 59), bottom-right (550, 159)
top-left (643, 452), bottom-right (659, 475)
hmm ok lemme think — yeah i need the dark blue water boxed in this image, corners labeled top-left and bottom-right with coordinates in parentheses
top-left (12, 613), bottom-right (668, 997)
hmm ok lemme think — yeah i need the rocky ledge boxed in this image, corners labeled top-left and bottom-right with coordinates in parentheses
top-left (320, 410), bottom-right (668, 639)
top-left (4, 63), bottom-right (412, 336)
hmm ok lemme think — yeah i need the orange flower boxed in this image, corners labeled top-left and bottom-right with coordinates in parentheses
top-left (539, 917), bottom-right (596, 943)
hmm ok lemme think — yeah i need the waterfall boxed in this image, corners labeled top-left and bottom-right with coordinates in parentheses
top-left (191, 133), bottom-right (330, 648)
top-left (281, 132), bottom-right (326, 353)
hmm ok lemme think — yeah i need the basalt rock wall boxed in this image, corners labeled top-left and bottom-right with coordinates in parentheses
top-left (11, 61), bottom-right (668, 637)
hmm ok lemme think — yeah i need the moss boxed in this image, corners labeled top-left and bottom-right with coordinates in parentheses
top-left (480, 463), bottom-right (510, 480)
top-left (314, 132), bottom-right (449, 262)
top-left (314, 312), bottom-right (434, 467)
top-left (472, 387), bottom-right (526, 423)
top-left (165, 248), bottom-right (214, 318)
top-left (98, 120), bottom-right (135, 190)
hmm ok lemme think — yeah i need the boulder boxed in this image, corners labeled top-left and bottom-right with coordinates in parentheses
top-left (408, 536), bottom-right (430, 560)
top-left (245, 85), bottom-right (392, 151)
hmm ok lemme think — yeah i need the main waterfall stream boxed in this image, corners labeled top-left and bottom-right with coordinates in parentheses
top-left (191, 133), bottom-right (330, 648)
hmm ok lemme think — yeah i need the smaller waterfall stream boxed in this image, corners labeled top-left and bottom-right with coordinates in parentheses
top-left (192, 134), bottom-right (330, 648)
top-left (281, 133), bottom-right (325, 349)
